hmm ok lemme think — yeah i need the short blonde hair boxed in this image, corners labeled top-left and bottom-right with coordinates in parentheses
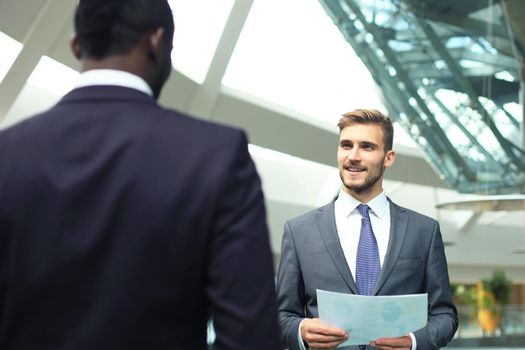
top-left (337, 109), bottom-right (393, 151)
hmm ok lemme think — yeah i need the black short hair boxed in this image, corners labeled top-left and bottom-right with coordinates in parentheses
top-left (74, 0), bottom-right (174, 59)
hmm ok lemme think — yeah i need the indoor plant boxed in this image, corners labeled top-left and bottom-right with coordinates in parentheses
top-left (476, 270), bottom-right (512, 335)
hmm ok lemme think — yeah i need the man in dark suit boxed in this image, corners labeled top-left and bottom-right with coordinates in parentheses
top-left (276, 109), bottom-right (458, 350)
top-left (0, 1), bottom-right (281, 349)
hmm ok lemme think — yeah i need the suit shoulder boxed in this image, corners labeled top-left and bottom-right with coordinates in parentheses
top-left (158, 106), bottom-right (244, 137)
top-left (146, 106), bottom-right (248, 153)
top-left (0, 110), bottom-right (48, 146)
top-left (392, 201), bottom-right (438, 225)
top-left (285, 202), bottom-right (333, 227)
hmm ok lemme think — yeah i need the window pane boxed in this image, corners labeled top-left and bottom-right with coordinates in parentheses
top-left (169, 0), bottom-right (235, 84)
top-left (0, 31), bottom-right (22, 84)
top-left (223, 0), bottom-right (385, 128)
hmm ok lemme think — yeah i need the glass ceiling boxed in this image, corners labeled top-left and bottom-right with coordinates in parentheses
top-left (319, 0), bottom-right (524, 194)
top-left (0, 0), bottom-right (418, 148)
top-left (168, 0), bottom-right (235, 84)
top-left (222, 0), bottom-right (385, 128)
top-left (9, 0), bottom-right (519, 179)
top-left (0, 31), bottom-right (22, 84)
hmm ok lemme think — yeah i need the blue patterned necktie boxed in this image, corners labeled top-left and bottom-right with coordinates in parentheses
top-left (355, 204), bottom-right (381, 295)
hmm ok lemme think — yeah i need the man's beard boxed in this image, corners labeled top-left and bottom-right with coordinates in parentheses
top-left (341, 165), bottom-right (384, 194)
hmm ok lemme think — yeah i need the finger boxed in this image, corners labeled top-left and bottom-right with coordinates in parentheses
top-left (306, 324), bottom-right (347, 337)
top-left (372, 336), bottom-right (411, 347)
top-left (308, 338), bottom-right (348, 349)
top-left (371, 343), bottom-right (410, 350)
top-left (305, 332), bottom-right (347, 343)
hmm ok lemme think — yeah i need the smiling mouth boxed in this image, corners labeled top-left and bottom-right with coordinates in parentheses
top-left (345, 166), bottom-right (366, 173)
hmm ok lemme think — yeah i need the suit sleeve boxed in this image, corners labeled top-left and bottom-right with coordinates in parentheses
top-left (276, 221), bottom-right (306, 350)
top-left (413, 221), bottom-right (458, 349)
top-left (206, 131), bottom-right (282, 350)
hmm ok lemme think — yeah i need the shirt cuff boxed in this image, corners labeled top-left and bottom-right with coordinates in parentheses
top-left (409, 332), bottom-right (417, 350)
top-left (298, 319), bottom-right (308, 350)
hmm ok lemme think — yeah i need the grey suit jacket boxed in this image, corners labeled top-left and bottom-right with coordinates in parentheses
top-left (276, 199), bottom-right (458, 350)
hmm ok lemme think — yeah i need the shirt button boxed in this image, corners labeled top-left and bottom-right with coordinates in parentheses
top-left (359, 345), bottom-right (366, 349)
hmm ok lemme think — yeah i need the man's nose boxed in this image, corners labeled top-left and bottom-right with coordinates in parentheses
top-left (347, 147), bottom-right (361, 160)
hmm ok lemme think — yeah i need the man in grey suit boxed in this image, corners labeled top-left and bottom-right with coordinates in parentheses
top-left (276, 109), bottom-right (458, 350)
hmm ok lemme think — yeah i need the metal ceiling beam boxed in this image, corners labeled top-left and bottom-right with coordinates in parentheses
top-left (395, 49), bottom-right (517, 71)
top-left (428, 95), bottom-right (499, 166)
top-left (501, 0), bottom-right (525, 170)
top-left (402, 0), bottom-right (501, 17)
top-left (416, 17), bottom-right (524, 168)
top-left (407, 65), bottom-right (505, 79)
top-left (390, 26), bottom-right (456, 42)
top-left (324, 0), bottom-right (477, 183)
top-left (501, 0), bottom-right (525, 57)
top-left (405, 2), bottom-right (509, 39)
top-left (320, 4), bottom-right (455, 185)
top-left (320, 0), bottom-right (525, 192)
top-left (347, 1), bottom-right (478, 181)
top-left (402, 1), bottom-right (516, 57)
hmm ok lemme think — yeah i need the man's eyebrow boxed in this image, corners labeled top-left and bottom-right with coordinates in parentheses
top-left (339, 139), bottom-right (353, 145)
top-left (339, 139), bottom-right (379, 147)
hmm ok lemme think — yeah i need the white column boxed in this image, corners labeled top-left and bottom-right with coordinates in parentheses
top-left (187, 0), bottom-right (254, 119)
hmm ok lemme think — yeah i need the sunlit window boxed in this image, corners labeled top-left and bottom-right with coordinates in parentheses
top-left (169, 0), bottom-right (235, 84)
top-left (27, 56), bottom-right (79, 96)
top-left (222, 0), bottom-right (385, 128)
top-left (0, 31), bottom-right (23, 84)
top-left (1, 56), bottom-right (79, 130)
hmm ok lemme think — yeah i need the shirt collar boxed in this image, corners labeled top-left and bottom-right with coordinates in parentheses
top-left (335, 189), bottom-right (389, 220)
top-left (74, 69), bottom-right (153, 97)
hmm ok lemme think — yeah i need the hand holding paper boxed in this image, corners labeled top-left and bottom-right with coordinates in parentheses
top-left (300, 318), bottom-right (348, 350)
top-left (317, 289), bottom-right (427, 347)
top-left (370, 335), bottom-right (412, 349)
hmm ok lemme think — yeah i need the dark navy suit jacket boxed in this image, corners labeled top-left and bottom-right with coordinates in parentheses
top-left (0, 85), bottom-right (281, 350)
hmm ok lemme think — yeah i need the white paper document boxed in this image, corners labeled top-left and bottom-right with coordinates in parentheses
top-left (317, 289), bottom-right (427, 347)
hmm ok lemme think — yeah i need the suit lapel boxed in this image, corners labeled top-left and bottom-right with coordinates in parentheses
top-left (316, 202), bottom-right (358, 294)
top-left (374, 199), bottom-right (408, 295)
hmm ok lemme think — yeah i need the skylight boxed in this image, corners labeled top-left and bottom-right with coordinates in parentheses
top-left (168, 0), bottom-right (235, 84)
top-left (222, 0), bottom-right (385, 128)
top-left (0, 31), bottom-right (23, 84)
top-left (27, 56), bottom-right (79, 96)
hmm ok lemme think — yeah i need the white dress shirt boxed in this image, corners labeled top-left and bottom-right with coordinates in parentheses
top-left (297, 189), bottom-right (417, 350)
top-left (74, 69), bottom-right (153, 97)
top-left (334, 189), bottom-right (390, 278)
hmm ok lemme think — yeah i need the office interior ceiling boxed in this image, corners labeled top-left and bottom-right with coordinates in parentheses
top-left (319, 0), bottom-right (525, 194)
top-left (0, 0), bottom-right (524, 282)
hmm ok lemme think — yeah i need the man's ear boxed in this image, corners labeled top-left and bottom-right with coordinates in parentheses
top-left (384, 149), bottom-right (396, 169)
top-left (148, 28), bottom-right (165, 62)
top-left (70, 33), bottom-right (82, 60)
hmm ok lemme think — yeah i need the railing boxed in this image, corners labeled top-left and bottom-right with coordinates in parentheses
top-left (455, 304), bottom-right (525, 338)
top-left (448, 305), bottom-right (525, 348)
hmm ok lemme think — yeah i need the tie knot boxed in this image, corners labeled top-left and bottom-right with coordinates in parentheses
top-left (357, 204), bottom-right (370, 217)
